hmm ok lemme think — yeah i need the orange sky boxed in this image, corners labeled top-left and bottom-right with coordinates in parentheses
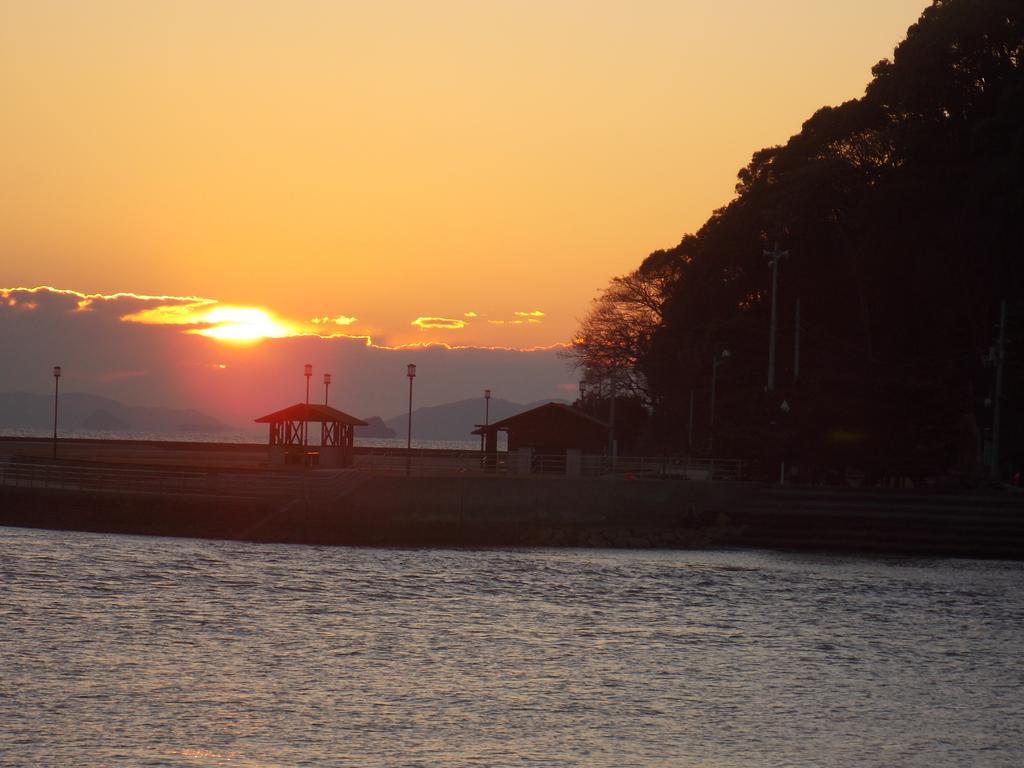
top-left (0, 1), bottom-right (927, 347)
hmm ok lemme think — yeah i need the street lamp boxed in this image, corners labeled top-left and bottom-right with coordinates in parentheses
top-left (578, 380), bottom-right (586, 403)
top-left (302, 363), bottom-right (313, 446)
top-left (710, 349), bottom-right (731, 453)
top-left (52, 366), bottom-right (61, 460)
top-left (323, 373), bottom-right (332, 406)
top-left (406, 363), bottom-right (416, 474)
top-left (481, 388), bottom-right (492, 453)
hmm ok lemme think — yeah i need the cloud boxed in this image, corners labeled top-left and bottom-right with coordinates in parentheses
top-left (0, 287), bottom-right (576, 428)
top-left (1, 286), bottom-right (205, 302)
top-left (2, 286), bottom-right (361, 345)
top-left (310, 315), bottom-right (357, 326)
top-left (122, 302), bottom-right (298, 343)
top-left (464, 311), bottom-right (478, 318)
top-left (31, 287), bottom-right (359, 343)
top-left (411, 316), bottom-right (466, 330)
top-left (489, 311), bottom-right (544, 326)
top-left (120, 300), bottom-right (218, 326)
top-left (95, 369), bottom-right (149, 383)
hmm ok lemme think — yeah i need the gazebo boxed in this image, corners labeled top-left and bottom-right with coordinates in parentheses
top-left (255, 403), bottom-right (367, 468)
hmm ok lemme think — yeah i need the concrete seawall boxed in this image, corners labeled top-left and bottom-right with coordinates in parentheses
top-left (2, 473), bottom-right (1023, 559)
top-left (725, 485), bottom-right (1024, 559)
top-left (334, 476), bottom-right (756, 547)
top-left (0, 477), bottom-right (754, 548)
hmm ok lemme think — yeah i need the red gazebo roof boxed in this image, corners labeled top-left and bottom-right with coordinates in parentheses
top-left (254, 403), bottom-right (367, 426)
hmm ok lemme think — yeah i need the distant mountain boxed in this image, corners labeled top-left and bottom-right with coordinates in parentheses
top-left (0, 392), bottom-right (230, 435)
top-left (355, 416), bottom-right (396, 438)
top-left (79, 408), bottom-right (131, 431)
top-left (382, 397), bottom-right (568, 441)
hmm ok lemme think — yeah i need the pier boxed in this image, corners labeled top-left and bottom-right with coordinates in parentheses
top-left (1, 437), bottom-right (1022, 559)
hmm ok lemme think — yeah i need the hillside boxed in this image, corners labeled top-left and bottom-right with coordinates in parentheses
top-left (383, 398), bottom-right (567, 441)
top-left (0, 392), bottom-right (230, 435)
top-left (569, 0), bottom-right (1024, 479)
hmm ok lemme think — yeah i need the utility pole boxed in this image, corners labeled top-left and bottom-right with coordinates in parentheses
top-left (992, 299), bottom-right (1007, 481)
top-left (709, 350), bottom-right (731, 454)
top-left (482, 388), bottom-right (491, 453)
top-left (793, 297), bottom-right (801, 382)
top-left (608, 374), bottom-right (617, 469)
top-left (52, 366), bottom-right (61, 460)
top-left (303, 363), bottom-right (312, 447)
top-left (406, 364), bottom-right (416, 476)
top-left (687, 389), bottom-right (694, 455)
top-left (765, 241), bottom-right (788, 391)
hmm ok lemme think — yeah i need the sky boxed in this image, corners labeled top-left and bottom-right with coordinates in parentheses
top-left (0, 286), bottom-right (573, 426)
top-left (0, 1), bottom-right (928, 419)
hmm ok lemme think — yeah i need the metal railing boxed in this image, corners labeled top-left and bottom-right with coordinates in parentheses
top-left (607, 456), bottom-right (746, 481)
top-left (0, 460), bottom-right (366, 503)
top-left (0, 452), bottom-right (746, 497)
top-left (354, 449), bottom-right (513, 476)
top-left (352, 450), bottom-right (745, 480)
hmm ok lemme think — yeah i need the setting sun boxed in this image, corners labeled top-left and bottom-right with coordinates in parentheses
top-left (119, 299), bottom-right (298, 343)
top-left (189, 307), bottom-right (294, 343)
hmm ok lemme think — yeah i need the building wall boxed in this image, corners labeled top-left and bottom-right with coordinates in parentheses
top-left (506, 409), bottom-right (606, 454)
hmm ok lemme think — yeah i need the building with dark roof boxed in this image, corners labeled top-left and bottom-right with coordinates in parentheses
top-left (472, 402), bottom-right (608, 473)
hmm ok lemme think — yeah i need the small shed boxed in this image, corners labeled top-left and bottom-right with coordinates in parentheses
top-left (255, 403), bottom-right (367, 468)
top-left (472, 402), bottom-right (608, 471)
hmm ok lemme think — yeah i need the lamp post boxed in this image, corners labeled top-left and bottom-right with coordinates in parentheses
top-left (481, 388), bottom-right (492, 452)
top-left (578, 380), bottom-right (586, 404)
top-left (52, 365), bottom-right (61, 460)
top-left (688, 389), bottom-right (695, 455)
top-left (406, 363), bottom-right (416, 475)
top-left (303, 364), bottom-right (312, 446)
top-left (992, 299), bottom-right (1007, 480)
top-left (323, 373), bottom-right (332, 406)
top-left (710, 349), bottom-right (731, 453)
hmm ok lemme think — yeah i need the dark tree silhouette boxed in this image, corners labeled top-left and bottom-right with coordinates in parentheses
top-left (572, 0), bottom-right (1024, 481)
top-left (562, 247), bottom-right (686, 404)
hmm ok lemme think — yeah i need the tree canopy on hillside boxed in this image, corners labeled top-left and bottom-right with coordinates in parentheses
top-left (572, 0), bottom-right (1024, 481)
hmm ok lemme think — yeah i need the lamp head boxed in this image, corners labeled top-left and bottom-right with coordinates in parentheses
top-left (407, 363), bottom-right (417, 378)
top-left (304, 363), bottom-right (313, 377)
top-left (53, 365), bottom-right (61, 378)
top-left (484, 389), bottom-right (491, 400)
top-left (323, 373), bottom-right (331, 385)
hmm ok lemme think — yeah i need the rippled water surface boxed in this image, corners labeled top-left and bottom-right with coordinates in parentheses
top-left (1, 527), bottom-right (1022, 767)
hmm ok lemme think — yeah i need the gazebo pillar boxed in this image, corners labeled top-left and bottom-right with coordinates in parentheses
top-left (320, 419), bottom-right (349, 468)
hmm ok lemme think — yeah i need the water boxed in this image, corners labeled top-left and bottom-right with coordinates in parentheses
top-left (1, 528), bottom-right (1022, 767)
top-left (0, 427), bottom-right (261, 444)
